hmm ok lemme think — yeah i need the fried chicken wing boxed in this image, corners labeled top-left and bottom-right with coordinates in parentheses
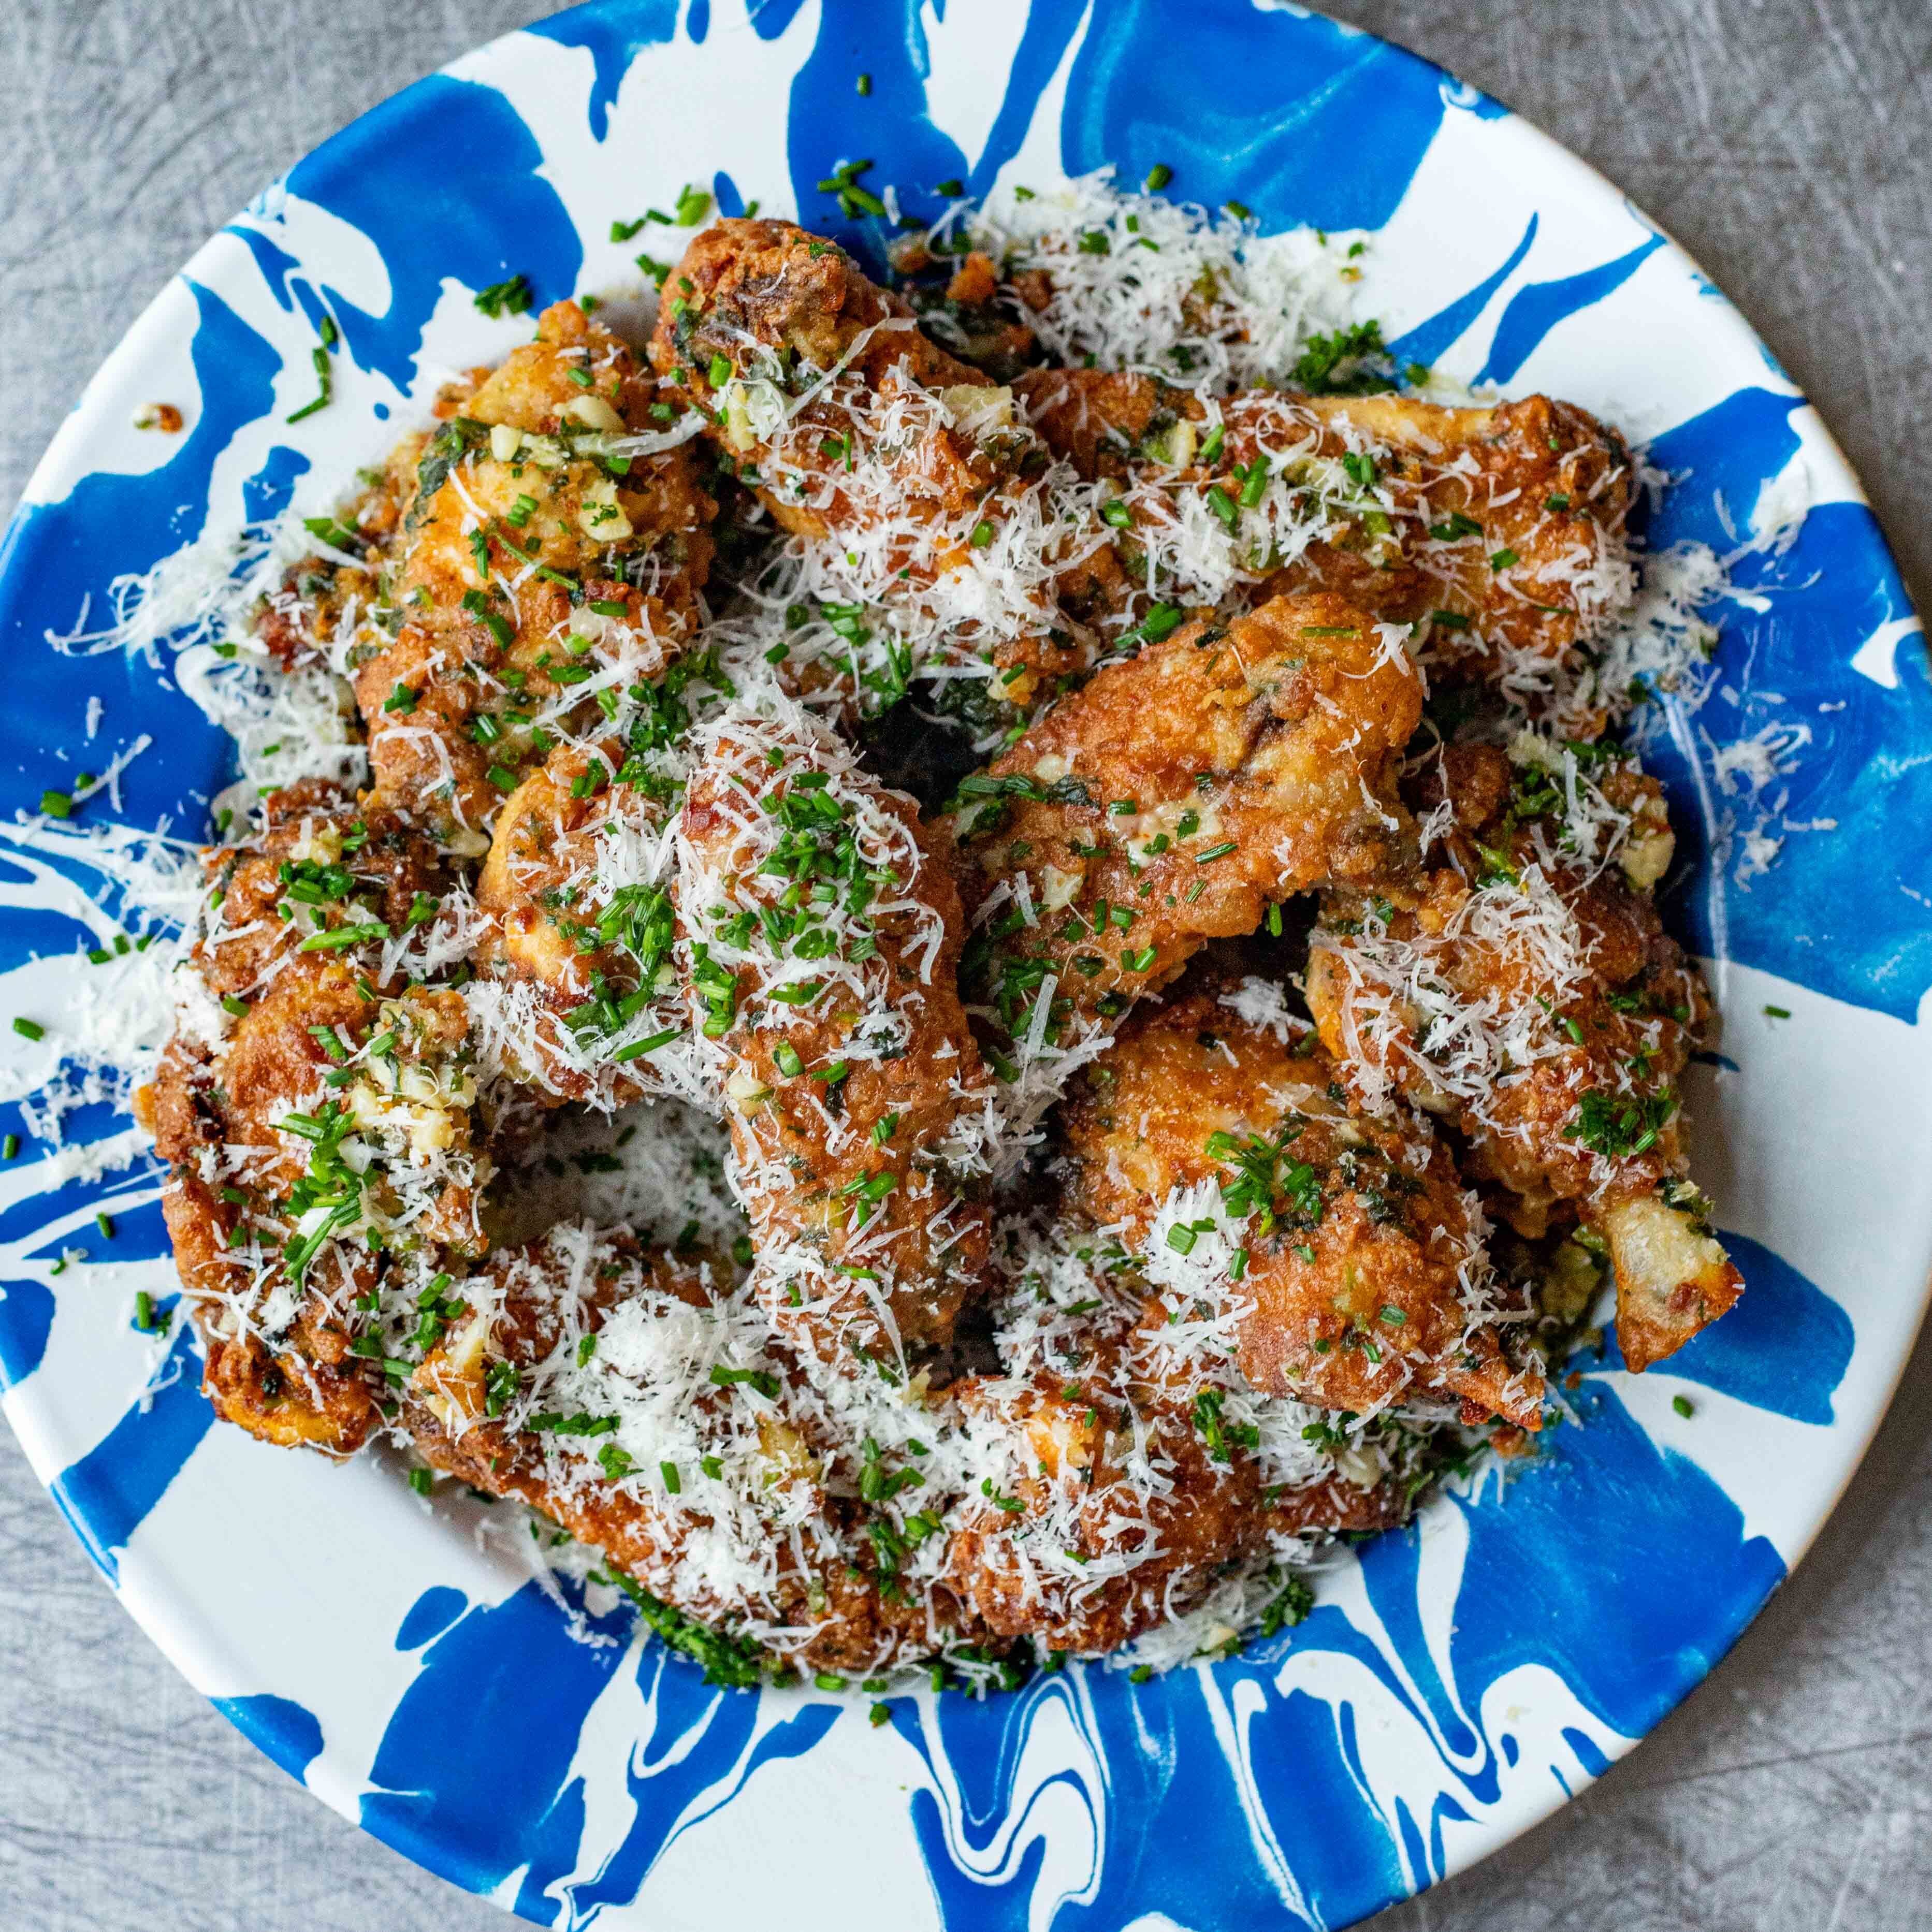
top-left (1057, 986), bottom-right (1543, 1426)
top-left (148, 782), bottom-right (489, 1455)
top-left (403, 1222), bottom-right (936, 1677)
top-left (1304, 739), bottom-right (1739, 1370)
top-left (469, 737), bottom-right (700, 1110)
top-left (1015, 369), bottom-right (1635, 721)
top-left (651, 220), bottom-right (1128, 717)
top-left (941, 1215), bottom-right (1414, 1654)
top-left (676, 701), bottom-right (997, 1372)
top-left (351, 301), bottom-right (717, 846)
top-left (948, 590), bottom-right (1421, 1083)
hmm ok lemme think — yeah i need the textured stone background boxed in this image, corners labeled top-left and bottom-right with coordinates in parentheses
top-left (3, 3), bottom-right (1928, 1927)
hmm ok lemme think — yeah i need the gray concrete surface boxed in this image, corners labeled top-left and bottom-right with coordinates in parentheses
top-left (2, 2), bottom-right (1928, 1927)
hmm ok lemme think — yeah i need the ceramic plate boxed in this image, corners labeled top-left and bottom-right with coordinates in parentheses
top-left (2, 3), bottom-right (1927, 1926)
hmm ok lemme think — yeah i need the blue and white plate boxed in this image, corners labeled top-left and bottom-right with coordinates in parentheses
top-left (2, 3), bottom-right (1926, 1926)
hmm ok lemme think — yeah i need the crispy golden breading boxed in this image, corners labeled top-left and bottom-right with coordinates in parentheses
top-left (472, 739), bottom-right (690, 1108)
top-left (945, 1359), bottom-right (1266, 1653)
top-left (677, 706), bottom-right (996, 1369)
top-left (651, 220), bottom-right (1128, 711)
top-left (1305, 742), bottom-right (1739, 1370)
top-left (404, 1224), bottom-right (938, 1676)
top-left (949, 590), bottom-right (1422, 1054)
top-left (943, 1344), bottom-right (1401, 1654)
top-left (1016, 369), bottom-right (1634, 713)
top-left (149, 782), bottom-right (487, 1456)
top-left (1058, 988), bottom-right (1544, 1426)
top-left (256, 438), bottom-right (420, 675)
top-left (352, 301), bottom-right (716, 845)
top-left (652, 219), bottom-right (980, 443)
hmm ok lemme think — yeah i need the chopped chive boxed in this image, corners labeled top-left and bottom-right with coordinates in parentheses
top-left (611, 1026), bottom-right (682, 1064)
top-left (474, 274), bottom-right (534, 319)
top-left (1, 1135), bottom-right (16, 1159)
top-left (1194, 841), bottom-right (1237, 864)
top-left (460, 588), bottom-right (513, 649)
top-left (1143, 162), bottom-right (1173, 191)
top-left (95, 1211), bottom-right (114, 1239)
top-left (660, 1460), bottom-right (682, 1494)
top-left (297, 921), bottom-right (389, 952)
top-left (1763, 1004), bottom-right (1790, 1019)
top-left (39, 789), bottom-right (71, 819)
top-left (286, 339), bottom-right (333, 422)
top-left (409, 1467), bottom-right (434, 1496)
top-left (12, 1018), bottom-right (44, 1041)
top-left (1672, 1394), bottom-right (1695, 1419)
top-left (855, 71), bottom-right (872, 95)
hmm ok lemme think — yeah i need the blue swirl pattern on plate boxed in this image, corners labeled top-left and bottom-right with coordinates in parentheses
top-left (0, 3), bottom-right (1925, 1926)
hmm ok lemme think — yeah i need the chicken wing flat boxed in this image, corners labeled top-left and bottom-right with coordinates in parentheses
top-left (143, 781), bottom-right (489, 1455)
top-left (947, 590), bottom-right (1421, 1098)
top-left (1305, 739), bottom-right (1739, 1370)
top-left (469, 737), bottom-right (702, 1110)
top-left (350, 300), bottom-right (717, 846)
top-left (650, 219), bottom-right (1134, 719)
top-left (1057, 985), bottom-right (1543, 1426)
top-left (1015, 369), bottom-right (1635, 722)
top-left (941, 1214), bottom-right (1415, 1655)
top-left (676, 700), bottom-right (998, 1372)
top-left (403, 1222), bottom-right (937, 1678)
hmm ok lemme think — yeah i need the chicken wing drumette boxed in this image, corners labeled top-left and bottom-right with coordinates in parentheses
top-left (1304, 738), bottom-right (1738, 1370)
top-left (651, 219), bottom-right (1134, 718)
top-left (142, 781), bottom-right (489, 1454)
